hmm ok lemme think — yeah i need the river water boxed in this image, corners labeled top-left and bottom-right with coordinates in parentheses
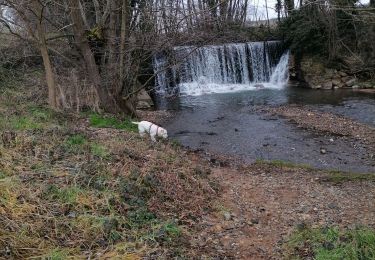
top-left (161, 88), bottom-right (375, 173)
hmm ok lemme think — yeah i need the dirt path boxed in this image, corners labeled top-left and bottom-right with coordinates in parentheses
top-left (193, 164), bottom-right (375, 259)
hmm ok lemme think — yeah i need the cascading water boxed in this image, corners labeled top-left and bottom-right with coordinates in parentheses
top-left (153, 41), bottom-right (289, 96)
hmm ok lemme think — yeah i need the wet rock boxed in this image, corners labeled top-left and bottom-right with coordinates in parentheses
top-left (352, 85), bottom-right (360, 89)
top-left (322, 82), bottom-right (333, 90)
top-left (312, 85), bottom-right (322, 89)
top-left (346, 78), bottom-right (357, 87)
top-left (320, 148), bottom-right (327, 154)
top-left (332, 79), bottom-right (341, 86)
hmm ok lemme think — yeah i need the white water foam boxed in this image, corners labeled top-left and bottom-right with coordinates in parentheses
top-left (153, 41), bottom-right (290, 97)
top-left (179, 51), bottom-right (290, 96)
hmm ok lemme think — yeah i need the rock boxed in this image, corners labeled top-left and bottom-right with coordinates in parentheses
top-left (352, 85), bottom-right (360, 89)
top-left (341, 76), bottom-right (351, 82)
top-left (137, 89), bottom-right (154, 109)
top-left (223, 212), bottom-right (231, 221)
top-left (312, 85), bottom-right (322, 89)
top-left (360, 82), bottom-right (372, 89)
top-left (328, 202), bottom-right (339, 210)
top-left (137, 101), bottom-right (152, 109)
top-left (320, 148), bottom-right (327, 154)
top-left (251, 218), bottom-right (259, 224)
top-left (322, 82), bottom-right (333, 90)
top-left (339, 71), bottom-right (347, 77)
top-left (345, 78), bottom-right (357, 87)
top-left (332, 79), bottom-right (342, 86)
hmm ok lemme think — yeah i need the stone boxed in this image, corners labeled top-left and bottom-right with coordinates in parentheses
top-left (352, 85), bottom-right (360, 89)
top-left (341, 76), bottom-right (351, 83)
top-left (137, 101), bottom-right (152, 109)
top-left (345, 78), bottom-right (357, 87)
top-left (322, 82), bottom-right (333, 90)
top-left (223, 212), bottom-right (231, 221)
top-left (137, 89), bottom-right (154, 109)
top-left (251, 218), bottom-right (259, 224)
top-left (320, 148), bottom-right (327, 154)
top-left (339, 71), bottom-right (347, 77)
top-left (312, 85), bottom-right (322, 89)
top-left (332, 79), bottom-right (342, 86)
top-left (360, 82), bottom-right (372, 89)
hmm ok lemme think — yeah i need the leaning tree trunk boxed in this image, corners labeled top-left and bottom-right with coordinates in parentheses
top-left (34, 0), bottom-right (57, 109)
top-left (68, 0), bottom-right (135, 115)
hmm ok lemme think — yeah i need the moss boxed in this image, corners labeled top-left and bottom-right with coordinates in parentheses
top-left (255, 159), bottom-right (312, 169)
top-left (321, 170), bottom-right (375, 184)
top-left (89, 113), bottom-right (137, 132)
top-left (284, 225), bottom-right (375, 259)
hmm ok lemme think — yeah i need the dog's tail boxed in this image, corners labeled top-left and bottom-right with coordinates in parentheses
top-left (131, 121), bottom-right (140, 125)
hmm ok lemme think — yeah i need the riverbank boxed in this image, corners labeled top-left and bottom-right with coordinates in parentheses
top-left (1, 84), bottom-right (375, 258)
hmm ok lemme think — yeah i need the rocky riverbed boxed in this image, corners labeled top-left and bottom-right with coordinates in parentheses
top-left (165, 96), bottom-right (375, 173)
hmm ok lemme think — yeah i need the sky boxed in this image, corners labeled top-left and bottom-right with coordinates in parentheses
top-left (251, 0), bottom-right (371, 20)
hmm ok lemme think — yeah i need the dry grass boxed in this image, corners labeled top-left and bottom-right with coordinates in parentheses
top-left (0, 78), bottom-right (217, 258)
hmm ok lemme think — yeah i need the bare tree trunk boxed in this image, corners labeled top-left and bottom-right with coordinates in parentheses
top-left (34, 1), bottom-right (57, 109)
top-left (68, 0), bottom-right (134, 115)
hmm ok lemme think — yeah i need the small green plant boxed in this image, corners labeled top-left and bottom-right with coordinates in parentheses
top-left (89, 114), bottom-right (137, 132)
top-left (322, 170), bottom-right (375, 184)
top-left (45, 249), bottom-right (70, 260)
top-left (46, 185), bottom-right (83, 204)
top-left (255, 159), bottom-right (312, 169)
top-left (127, 208), bottom-right (157, 227)
top-left (91, 143), bottom-right (110, 159)
top-left (0, 171), bottom-right (7, 179)
top-left (10, 116), bottom-right (42, 130)
top-left (162, 222), bottom-right (182, 239)
top-left (171, 139), bottom-right (182, 148)
top-left (29, 106), bottom-right (54, 122)
top-left (66, 134), bottom-right (87, 146)
top-left (284, 225), bottom-right (375, 259)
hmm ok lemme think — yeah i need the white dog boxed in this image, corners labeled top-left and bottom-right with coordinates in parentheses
top-left (132, 121), bottom-right (168, 142)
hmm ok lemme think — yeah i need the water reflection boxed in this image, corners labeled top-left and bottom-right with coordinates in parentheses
top-left (156, 86), bottom-right (375, 111)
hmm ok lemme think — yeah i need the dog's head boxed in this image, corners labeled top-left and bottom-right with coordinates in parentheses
top-left (159, 128), bottom-right (168, 139)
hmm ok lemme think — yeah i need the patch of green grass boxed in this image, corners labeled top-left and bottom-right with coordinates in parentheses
top-left (170, 139), bottom-right (182, 148)
top-left (45, 185), bottom-right (83, 204)
top-left (10, 116), bottom-right (43, 130)
top-left (127, 208), bottom-right (157, 228)
top-left (89, 113), bottom-right (137, 132)
top-left (284, 225), bottom-right (375, 260)
top-left (162, 222), bottom-right (182, 239)
top-left (0, 171), bottom-right (7, 179)
top-left (45, 248), bottom-right (70, 260)
top-left (255, 159), bottom-right (312, 169)
top-left (321, 170), bottom-right (375, 184)
top-left (29, 106), bottom-right (54, 122)
top-left (91, 143), bottom-right (110, 159)
top-left (65, 134), bottom-right (87, 149)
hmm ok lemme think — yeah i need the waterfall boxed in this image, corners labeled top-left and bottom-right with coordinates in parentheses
top-left (153, 41), bottom-right (289, 96)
